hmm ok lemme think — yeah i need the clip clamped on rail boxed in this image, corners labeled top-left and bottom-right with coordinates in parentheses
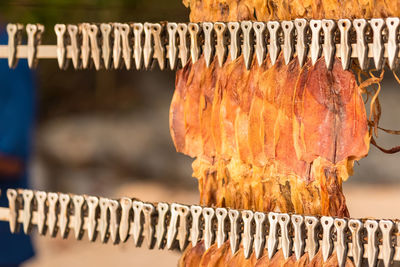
top-left (5, 18), bottom-right (400, 71)
top-left (1, 188), bottom-right (400, 266)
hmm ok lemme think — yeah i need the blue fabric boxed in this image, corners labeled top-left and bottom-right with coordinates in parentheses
top-left (0, 27), bottom-right (35, 265)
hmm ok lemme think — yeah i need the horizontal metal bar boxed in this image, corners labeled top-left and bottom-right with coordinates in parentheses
top-left (0, 43), bottom-right (395, 60)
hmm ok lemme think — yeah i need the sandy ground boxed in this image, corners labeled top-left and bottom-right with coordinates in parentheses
top-left (22, 182), bottom-right (400, 267)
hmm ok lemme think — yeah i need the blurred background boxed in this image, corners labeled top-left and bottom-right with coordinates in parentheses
top-left (0, 1), bottom-right (398, 266)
